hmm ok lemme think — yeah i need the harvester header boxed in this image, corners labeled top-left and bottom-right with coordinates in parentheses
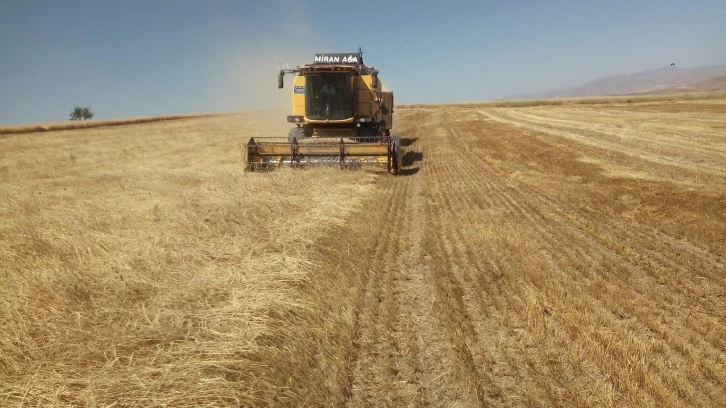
top-left (244, 47), bottom-right (402, 175)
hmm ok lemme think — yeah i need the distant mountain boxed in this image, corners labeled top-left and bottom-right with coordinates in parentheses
top-left (641, 75), bottom-right (726, 95)
top-left (510, 64), bottom-right (726, 99)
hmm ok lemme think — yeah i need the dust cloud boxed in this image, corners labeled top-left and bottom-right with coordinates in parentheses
top-left (207, 1), bottom-right (328, 119)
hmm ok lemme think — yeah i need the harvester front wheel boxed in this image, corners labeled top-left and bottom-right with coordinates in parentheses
top-left (393, 135), bottom-right (402, 176)
top-left (288, 126), bottom-right (306, 143)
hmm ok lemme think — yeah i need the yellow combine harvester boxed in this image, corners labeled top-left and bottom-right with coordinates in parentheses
top-left (245, 48), bottom-right (402, 175)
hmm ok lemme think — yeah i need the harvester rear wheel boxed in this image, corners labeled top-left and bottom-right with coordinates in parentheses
top-left (288, 126), bottom-right (306, 143)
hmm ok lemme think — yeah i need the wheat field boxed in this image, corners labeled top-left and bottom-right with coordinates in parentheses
top-left (1, 99), bottom-right (725, 407)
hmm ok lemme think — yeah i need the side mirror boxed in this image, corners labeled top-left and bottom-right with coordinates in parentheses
top-left (277, 75), bottom-right (284, 89)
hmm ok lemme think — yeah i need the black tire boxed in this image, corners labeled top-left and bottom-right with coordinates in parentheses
top-left (393, 135), bottom-right (402, 175)
top-left (288, 126), bottom-right (306, 143)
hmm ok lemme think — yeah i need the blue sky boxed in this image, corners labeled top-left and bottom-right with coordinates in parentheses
top-left (1, 0), bottom-right (725, 124)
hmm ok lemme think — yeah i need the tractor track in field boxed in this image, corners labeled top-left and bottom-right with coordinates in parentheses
top-left (344, 117), bottom-right (453, 407)
top-left (340, 108), bottom-right (726, 407)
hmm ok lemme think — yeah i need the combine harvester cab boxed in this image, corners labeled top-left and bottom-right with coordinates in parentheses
top-left (245, 48), bottom-right (403, 175)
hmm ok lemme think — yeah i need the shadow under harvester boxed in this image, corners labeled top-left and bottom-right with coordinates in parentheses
top-left (399, 137), bottom-right (422, 176)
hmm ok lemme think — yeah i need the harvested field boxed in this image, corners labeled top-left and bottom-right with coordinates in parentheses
top-left (1, 100), bottom-right (725, 407)
top-left (398, 90), bottom-right (726, 109)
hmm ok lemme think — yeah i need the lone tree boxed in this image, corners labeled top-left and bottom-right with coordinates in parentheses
top-left (82, 107), bottom-right (94, 120)
top-left (69, 106), bottom-right (94, 121)
top-left (70, 106), bottom-right (84, 121)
